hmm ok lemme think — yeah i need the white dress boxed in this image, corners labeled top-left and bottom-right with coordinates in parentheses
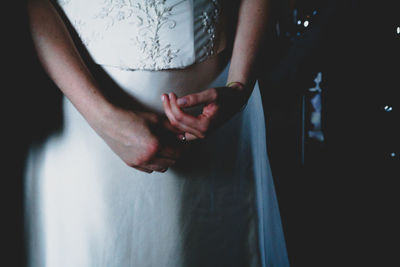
top-left (25, 1), bottom-right (289, 266)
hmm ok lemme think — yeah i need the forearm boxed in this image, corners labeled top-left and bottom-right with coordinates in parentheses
top-left (27, 0), bottom-right (113, 123)
top-left (227, 0), bottom-right (271, 89)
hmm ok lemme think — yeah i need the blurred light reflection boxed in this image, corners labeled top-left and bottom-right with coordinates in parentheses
top-left (384, 105), bottom-right (393, 112)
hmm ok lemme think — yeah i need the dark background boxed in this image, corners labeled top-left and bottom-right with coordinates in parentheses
top-left (3, 0), bottom-right (399, 266)
top-left (258, 0), bottom-right (399, 266)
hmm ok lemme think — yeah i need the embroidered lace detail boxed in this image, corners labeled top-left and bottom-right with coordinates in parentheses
top-left (131, 0), bottom-right (186, 70)
top-left (71, 19), bottom-right (103, 47)
top-left (199, 0), bottom-right (220, 57)
top-left (90, 0), bottom-right (186, 70)
top-left (57, 0), bottom-right (225, 70)
top-left (95, 0), bottom-right (136, 29)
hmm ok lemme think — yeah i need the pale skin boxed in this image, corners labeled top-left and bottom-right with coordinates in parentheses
top-left (27, 0), bottom-right (270, 173)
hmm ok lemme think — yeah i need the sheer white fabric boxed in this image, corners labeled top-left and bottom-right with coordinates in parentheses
top-left (25, 56), bottom-right (289, 267)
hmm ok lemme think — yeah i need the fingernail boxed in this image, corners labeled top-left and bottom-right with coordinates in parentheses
top-left (177, 98), bottom-right (187, 106)
top-left (161, 95), bottom-right (165, 101)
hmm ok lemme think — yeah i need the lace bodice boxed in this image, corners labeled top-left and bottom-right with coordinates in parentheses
top-left (56, 0), bottom-right (229, 71)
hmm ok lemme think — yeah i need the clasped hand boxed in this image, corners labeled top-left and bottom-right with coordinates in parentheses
top-left (94, 107), bottom-right (186, 174)
top-left (97, 87), bottom-right (248, 174)
top-left (161, 86), bottom-right (248, 141)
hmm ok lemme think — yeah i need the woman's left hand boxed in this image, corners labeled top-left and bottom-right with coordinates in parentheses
top-left (161, 86), bottom-right (250, 141)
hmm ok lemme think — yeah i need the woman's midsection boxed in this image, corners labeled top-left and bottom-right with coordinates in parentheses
top-left (97, 52), bottom-right (230, 114)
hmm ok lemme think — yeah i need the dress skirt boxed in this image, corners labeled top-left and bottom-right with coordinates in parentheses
top-left (24, 54), bottom-right (289, 267)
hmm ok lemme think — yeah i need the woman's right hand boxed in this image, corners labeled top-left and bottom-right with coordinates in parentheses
top-left (27, 0), bottom-right (185, 173)
top-left (91, 106), bottom-right (185, 173)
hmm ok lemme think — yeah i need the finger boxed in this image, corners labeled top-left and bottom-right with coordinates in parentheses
top-left (162, 93), bottom-right (186, 132)
top-left (161, 117), bottom-right (184, 134)
top-left (162, 93), bottom-right (179, 129)
top-left (180, 132), bottom-right (198, 142)
top-left (169, 93), bottom-right (209, 133)
top-left (201, 102), bottom-right (219, 120)
top-left (146, 165), bottom-right (168, 173)
top-left (163, 93), bottom-right (205, 138)
top-left (134, 167), bottom-right (154, 173)
top-left (146, 157), bottom-right (176, 172)
top-left (176, 88), bottom-right (218, 108)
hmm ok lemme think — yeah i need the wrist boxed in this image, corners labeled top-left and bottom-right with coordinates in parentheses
top-left (226, 81), bottom-right (247, 91)
top-left (225, 81), bottom-right (250, 113)
top-left (73, 87), bottom-right (117, 128)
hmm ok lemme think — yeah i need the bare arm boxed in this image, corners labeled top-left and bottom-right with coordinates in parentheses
top-left (27, 0), bottom-right (183, 172)
top-left (227, 0), bottom-right (271, 88)
top-left (27, 0), bottom-right (112, 123)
